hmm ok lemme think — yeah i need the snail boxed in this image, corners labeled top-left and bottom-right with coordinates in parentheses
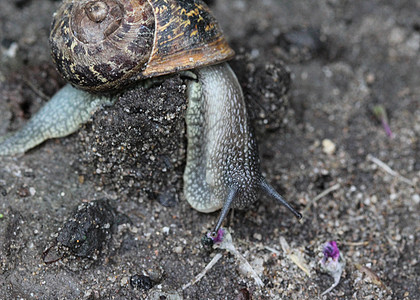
top-left (0, 0), bottom-right (301, 237)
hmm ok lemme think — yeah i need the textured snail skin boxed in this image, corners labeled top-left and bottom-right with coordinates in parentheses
top-left (184, 63), bottom-right (260, 213)
top-left (185, 63), bottom-right (301, 234)
top-left (0, 85), bottom-right (115, 156)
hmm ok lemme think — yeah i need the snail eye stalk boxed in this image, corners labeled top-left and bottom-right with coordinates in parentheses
top-left (210, 179), bottom-right (301, 237)
top-left (259, 179), bottom-right (302, 219)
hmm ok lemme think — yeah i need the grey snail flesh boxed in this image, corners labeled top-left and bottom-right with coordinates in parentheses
top-left (184, 63), bottom-right (261, 213)
top-left (184, 63), bottom-right (301, 234)
top-left (0, 85), bottom-right (116, 156)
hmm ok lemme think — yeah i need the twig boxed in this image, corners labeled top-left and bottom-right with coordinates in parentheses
top-left (280, 236), bottom-right (311, 277)
top-left (302, 183), bottom-right (340, 215)
top-left (341, 241), bottom-right (369, 246)
top-left (221, 233), bottom-right (264, 287)
top-left (367, 154), bottom-right (415, 186)
top-left (354, 263), bottom-right (388, 290)
top-left (22, 78), bottom-right (49, 101)
top-left (185, 229), bottom-right (264, 290)
top-left (182, 253), bottom-right (223, 290)
top-left (264, 246), bottom-right (281, 256)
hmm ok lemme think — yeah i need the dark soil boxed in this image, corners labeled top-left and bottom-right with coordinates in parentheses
top-left (0, 0), bottom-right (419, 299)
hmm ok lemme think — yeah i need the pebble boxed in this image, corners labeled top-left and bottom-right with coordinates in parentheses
top-left (322, 139), bottom-right (336, 155)
top-left (173, 246), bottom-right (183, 254)
top-left (3, 42), bottom-right (18, 58)
top-left (389, 27), bottom-right (406, 45)
top-left (120, 276), bottom-right (129, 286)
top-left (253, 233), bottom-right (262, 241)
top-left (366, 72), bottom-right (375, 84)
top-left (130, 274), bottom-right (153, 290)
top-left (162, 226), bottom-right (170, 235)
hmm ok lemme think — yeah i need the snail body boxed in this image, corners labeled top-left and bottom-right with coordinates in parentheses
top-left (0, 0), bottom-right (301, 236)
top-left (184, 63), bottom-right (260, 213)
top-left (185, 64), bottom-right (301, 233)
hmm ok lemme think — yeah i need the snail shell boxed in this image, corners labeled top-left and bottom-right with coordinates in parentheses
top-left (49, 0), bottom-right (235, 92)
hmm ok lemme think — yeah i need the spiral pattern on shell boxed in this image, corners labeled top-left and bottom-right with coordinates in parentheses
top-left (50, 0), bottom-right (155, 92)
top-left (49, 0), bottom-right (235, 93)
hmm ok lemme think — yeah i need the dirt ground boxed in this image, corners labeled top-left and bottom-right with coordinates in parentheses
top-left (0, 0), bottom-right (419, 299)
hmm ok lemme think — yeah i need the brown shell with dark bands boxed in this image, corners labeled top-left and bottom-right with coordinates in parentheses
top-left (50, 0), bottom-right (235, 93)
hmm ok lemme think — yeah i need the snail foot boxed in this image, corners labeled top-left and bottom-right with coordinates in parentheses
top-left (0, 84), bottom-right (116, 156)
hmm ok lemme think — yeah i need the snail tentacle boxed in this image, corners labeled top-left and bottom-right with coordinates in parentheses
top-left (259, 179), bottom-right (302, 219)
top-left (211, 186), bottom-right (238, 236)
top-left (0, 84), bottom-right (116, 156)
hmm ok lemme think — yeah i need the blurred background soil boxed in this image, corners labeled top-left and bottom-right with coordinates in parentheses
top-left (0, 0), bottom-right (419, 299)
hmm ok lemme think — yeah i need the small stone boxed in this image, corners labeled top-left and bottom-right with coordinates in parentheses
top-left (173, 246), bottom-right (183, 254)
top-left (322, 139), bottom-right (336, 155)
top-left (120, 276), bottom-right (129, 286)
top-left (253, 233), bottom-right (262, 241)
top-left (17, 186), bottom-right (30, 197)
top-left (3, 42), bottom-right (18, 58)
top-left (366, 72), bottom-right (375, 84)
top-left (237, 288), bottom-right (252, 300)
top-left (28, 187), bottom-right (36, 196)
top-left (130, 274), bottom-right (154, 291)
top-left (148, 289), bottom-right (183, 300)
top-left (56, 199), bottom-right (127, 258)
top-left (162, 226), bottom-right (170, 235)
top-left (389, 27), bottom-right (406, 45)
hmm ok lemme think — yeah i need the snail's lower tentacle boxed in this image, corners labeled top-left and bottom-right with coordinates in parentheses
top-left (212, 187), bottom-right (237, 235)
top-left (0, 84), bottom-right (116, 156)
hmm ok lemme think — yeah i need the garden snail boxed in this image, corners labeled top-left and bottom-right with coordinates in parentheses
top-left (0, 0), bottom-right (301, 237)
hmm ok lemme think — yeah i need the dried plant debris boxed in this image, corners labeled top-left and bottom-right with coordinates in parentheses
top-left (279, 236), bottom-right (311, 277)
top-left (319, 241), bottom-right (345, 296)
top-left (367, 154), bottom-right (415, 186)
top-left (184, 228), bottom-right (264, 289)
top-left (355, 263), bottom-right (388, 291)
top-left (372, 105), bottom-right (393, 138)
top-left (302, 183), bottom-right (340, 215)
top-left (182, 253), bottom-right (223, 290)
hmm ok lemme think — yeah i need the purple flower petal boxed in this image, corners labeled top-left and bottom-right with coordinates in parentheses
top-left (382, 120), bottom-right (393, 138)
top-left (207, 228), bottom-right (225, 244)
top-left (322, 241), bottom-right (340, 262)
